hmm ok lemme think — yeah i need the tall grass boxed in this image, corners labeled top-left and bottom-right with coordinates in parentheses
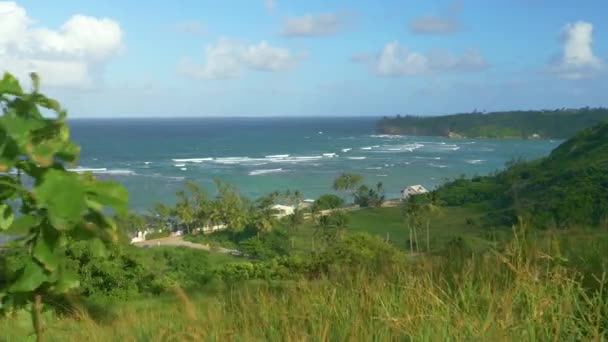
top-left (2, 226), bottom-right (607, 341)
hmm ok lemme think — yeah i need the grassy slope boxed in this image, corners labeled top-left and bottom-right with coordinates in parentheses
top-left (2, 228), bottom-right (608, 341)
top-left (434, 121), bottom-right (608, 227)
top-left (286, 205), bottom-right (508, 254)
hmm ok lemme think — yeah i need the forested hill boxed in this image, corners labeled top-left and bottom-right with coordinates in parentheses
top-left (376, 108), bottom-right (608, 138)
top-left (433, 120), bottom-right (608, 227)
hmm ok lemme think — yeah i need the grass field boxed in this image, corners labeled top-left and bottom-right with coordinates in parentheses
top-left (288, 205), bottom-right (510, 254)
top-left (2, 227), bottom-right (607, 341)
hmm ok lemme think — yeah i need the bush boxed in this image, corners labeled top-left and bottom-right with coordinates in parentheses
top-left (312, 194), bottom-right (344, 212)
top-left (146, 230), bottom-right (171, 240)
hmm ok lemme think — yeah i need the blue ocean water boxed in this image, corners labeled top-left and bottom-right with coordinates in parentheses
top-left (69, 117), bottom-right (561, 211)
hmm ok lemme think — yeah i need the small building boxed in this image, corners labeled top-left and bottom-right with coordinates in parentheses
top-left (401, 185), bottom-right (429, 200)
top-left (271, 204), bottom-right (295, 218)
top-left (130, 231), bottom-right (148, 244)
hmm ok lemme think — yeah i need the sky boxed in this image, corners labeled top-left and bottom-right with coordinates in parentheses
top-left (0, 0), bottom-right (607, 118)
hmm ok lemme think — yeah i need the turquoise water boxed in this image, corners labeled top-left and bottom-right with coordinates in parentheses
top-left (69, 117), bottom-right (561, 211)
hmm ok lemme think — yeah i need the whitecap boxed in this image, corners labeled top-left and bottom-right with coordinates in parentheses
top-left (68, 167), bottom-right (107, 173)
top-left (174, 163), bottom-right (186, 167)
top-left (428, 163), bottom-right (447, 168)
top-left (366, 167), bottom-right (382, 170)
top-left (370, 134), bottom-right (404, 139)
top-left (266, 154), bottom-right (289, 159)
top-left (347, 157), bottom-right (366, 160)
top-left (341, 148), bottom-right (352, 152)
top-left (180, 167), bottom-right (187, 171)
top-left (323, 153), bottom-right (337, 157)
top-left (466, 159), bottom-right (485, 164)
top-left (376, 174), bottom-right (389, 177)
top-left (172, 158), bottom-right (213, 163)
top-left (249, 168), bottom-right (285, 176)
top-left (360, 147), bottom-right (372, 150)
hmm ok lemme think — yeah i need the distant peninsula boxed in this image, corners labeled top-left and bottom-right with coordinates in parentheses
top-left (376, 107), bottom-right (608, 139)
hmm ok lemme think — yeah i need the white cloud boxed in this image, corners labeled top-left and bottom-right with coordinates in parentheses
top-left (264, 0), bottom-right (275, 12)
top-left (0, 1), bottom-right (123, 89)
top-left (174, 20), bottom-right (206, 35)
top-left (368, 41), bottom-right (486, 76)
top-left (408, 16), bottom-right (460, 34)
top-left (408, 1), bottom-right (462, 34)
top-left (550, 21), bottom-right (605, 79)
top-left (281, 13), bottom-right (345, 37)
top-left (178, 39), bottom-right (299, 80)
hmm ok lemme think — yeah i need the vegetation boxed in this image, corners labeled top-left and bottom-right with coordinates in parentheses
top-left (2, 74), bottom-right (608, 339)
top-left (0, 73), bottom-right (127, 341)
top-left (311, 193), bottom-right (344, 212)
top-left (377, 107), bottom-right (608, 138)
top-left (431, 120), bottom-right (608, 228)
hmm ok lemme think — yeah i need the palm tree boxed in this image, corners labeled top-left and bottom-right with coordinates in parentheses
top-left (332, 173), bottom-right (363, 202)
top-left (315, 211), bottom-right (348, 244)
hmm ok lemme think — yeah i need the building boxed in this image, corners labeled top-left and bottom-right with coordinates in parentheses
top-left (401, 185), bottom-right (429, 200)
top-left (271, 204), bottom-right (295, 218)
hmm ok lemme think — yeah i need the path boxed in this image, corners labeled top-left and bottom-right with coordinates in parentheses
top-left (133, 236), bottom-right (240, 255)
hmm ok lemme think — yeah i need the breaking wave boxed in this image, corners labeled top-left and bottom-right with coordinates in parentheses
top-left (249, 168), bottom-right (286, 176)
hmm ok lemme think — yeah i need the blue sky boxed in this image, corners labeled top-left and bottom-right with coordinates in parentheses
top-left (1, 0), bottom-right (607, 117)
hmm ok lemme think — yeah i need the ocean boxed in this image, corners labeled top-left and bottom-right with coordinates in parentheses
top-left (68, 117), bottom-right (561, 212)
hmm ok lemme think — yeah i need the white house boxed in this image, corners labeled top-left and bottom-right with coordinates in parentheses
top-left (271, 204), bottom-right (295, 218)
top-left (130, 231), bottom-right (148, 243)
top-left (401, 185), bottom-right (429, 200)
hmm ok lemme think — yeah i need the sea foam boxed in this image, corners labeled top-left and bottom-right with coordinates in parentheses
top-left (249, 168), bottom-right (285, 176)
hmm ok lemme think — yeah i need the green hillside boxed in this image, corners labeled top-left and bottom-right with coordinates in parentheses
top-left (377, 107), bottom-right (608, 138)
top-left (433, 120), bottom-right (608, 227)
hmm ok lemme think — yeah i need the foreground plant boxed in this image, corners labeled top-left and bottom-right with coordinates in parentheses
top-left (0, 72), bottom-right (127, 341)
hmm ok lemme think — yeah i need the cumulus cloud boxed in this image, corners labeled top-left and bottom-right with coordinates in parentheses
top-left (549, 21), bottom-right (605, 79)
top-left (281, 13), bottom-right (347, 37)
top-left (178, 39), bottom-right (299, 80)
top-left (359, 41), bottom-right (486, 76)
top-left (174, 20), bottom-right (206, 35)
top-left (0, 1), bottom-right (123, 89)
top-left (408, 1), bottom-right (462, 34)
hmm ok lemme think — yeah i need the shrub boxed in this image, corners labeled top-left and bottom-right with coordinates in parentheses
top-left (312, 194), bottom-right (344, 212)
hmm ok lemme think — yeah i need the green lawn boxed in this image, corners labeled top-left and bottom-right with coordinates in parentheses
top-left (288, 205), bottom-right (511, 254)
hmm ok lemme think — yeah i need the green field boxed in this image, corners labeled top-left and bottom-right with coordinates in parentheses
top-left (286, 205), bottom-right (509, 255)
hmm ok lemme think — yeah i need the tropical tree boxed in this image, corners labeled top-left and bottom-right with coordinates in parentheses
top-left (286, 207), bottom-right (305, 231)
top-left (115, 212), bottom-right (146, 236)
top-left (150, 202), bottom-right (174, 231)
top-left (354, 182), bottom-right (386, 208)
top-left (312, 194), bottom-right (345, 213)
top-left (0, 73), bottom-right (128, 341)
top-left (213, 179), bottom-right (247, 233)
top-left (332, 173), bottom-right (363, 202)
top-left (402, 193), bottom-right (441, 253)
top-left (315, 211), bottom-right (349, 243)
top-left (249, 194), bottom-right (278, 236)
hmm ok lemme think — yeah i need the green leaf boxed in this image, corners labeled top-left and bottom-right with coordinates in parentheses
top-left (33, 169), bottom-right (86, 230)
top-left (0, 175), bottom-right (18, 200)
top-left (33, 225), bottom-right (60, 272)
top-left (86, 181), bottom-right (128, 215)
top-left (89, 238), bottom-right (107, 258)
top-left (8, 262), bottom-right (47, 293)
top-left (7, 214), bottom-right (41, 234)
top-left (0, 203), bottom-right (13, 230)
top-left (53, 269), bottom-right (79, 293)
top-left (0, 72), bottom-right (23, 95)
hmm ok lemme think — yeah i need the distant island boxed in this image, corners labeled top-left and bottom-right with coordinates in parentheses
top-left (376, 107), bottom-right (608, 139)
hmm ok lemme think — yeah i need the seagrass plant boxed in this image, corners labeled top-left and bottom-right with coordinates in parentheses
top-left (0, 72), bottom-right (128, 341)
